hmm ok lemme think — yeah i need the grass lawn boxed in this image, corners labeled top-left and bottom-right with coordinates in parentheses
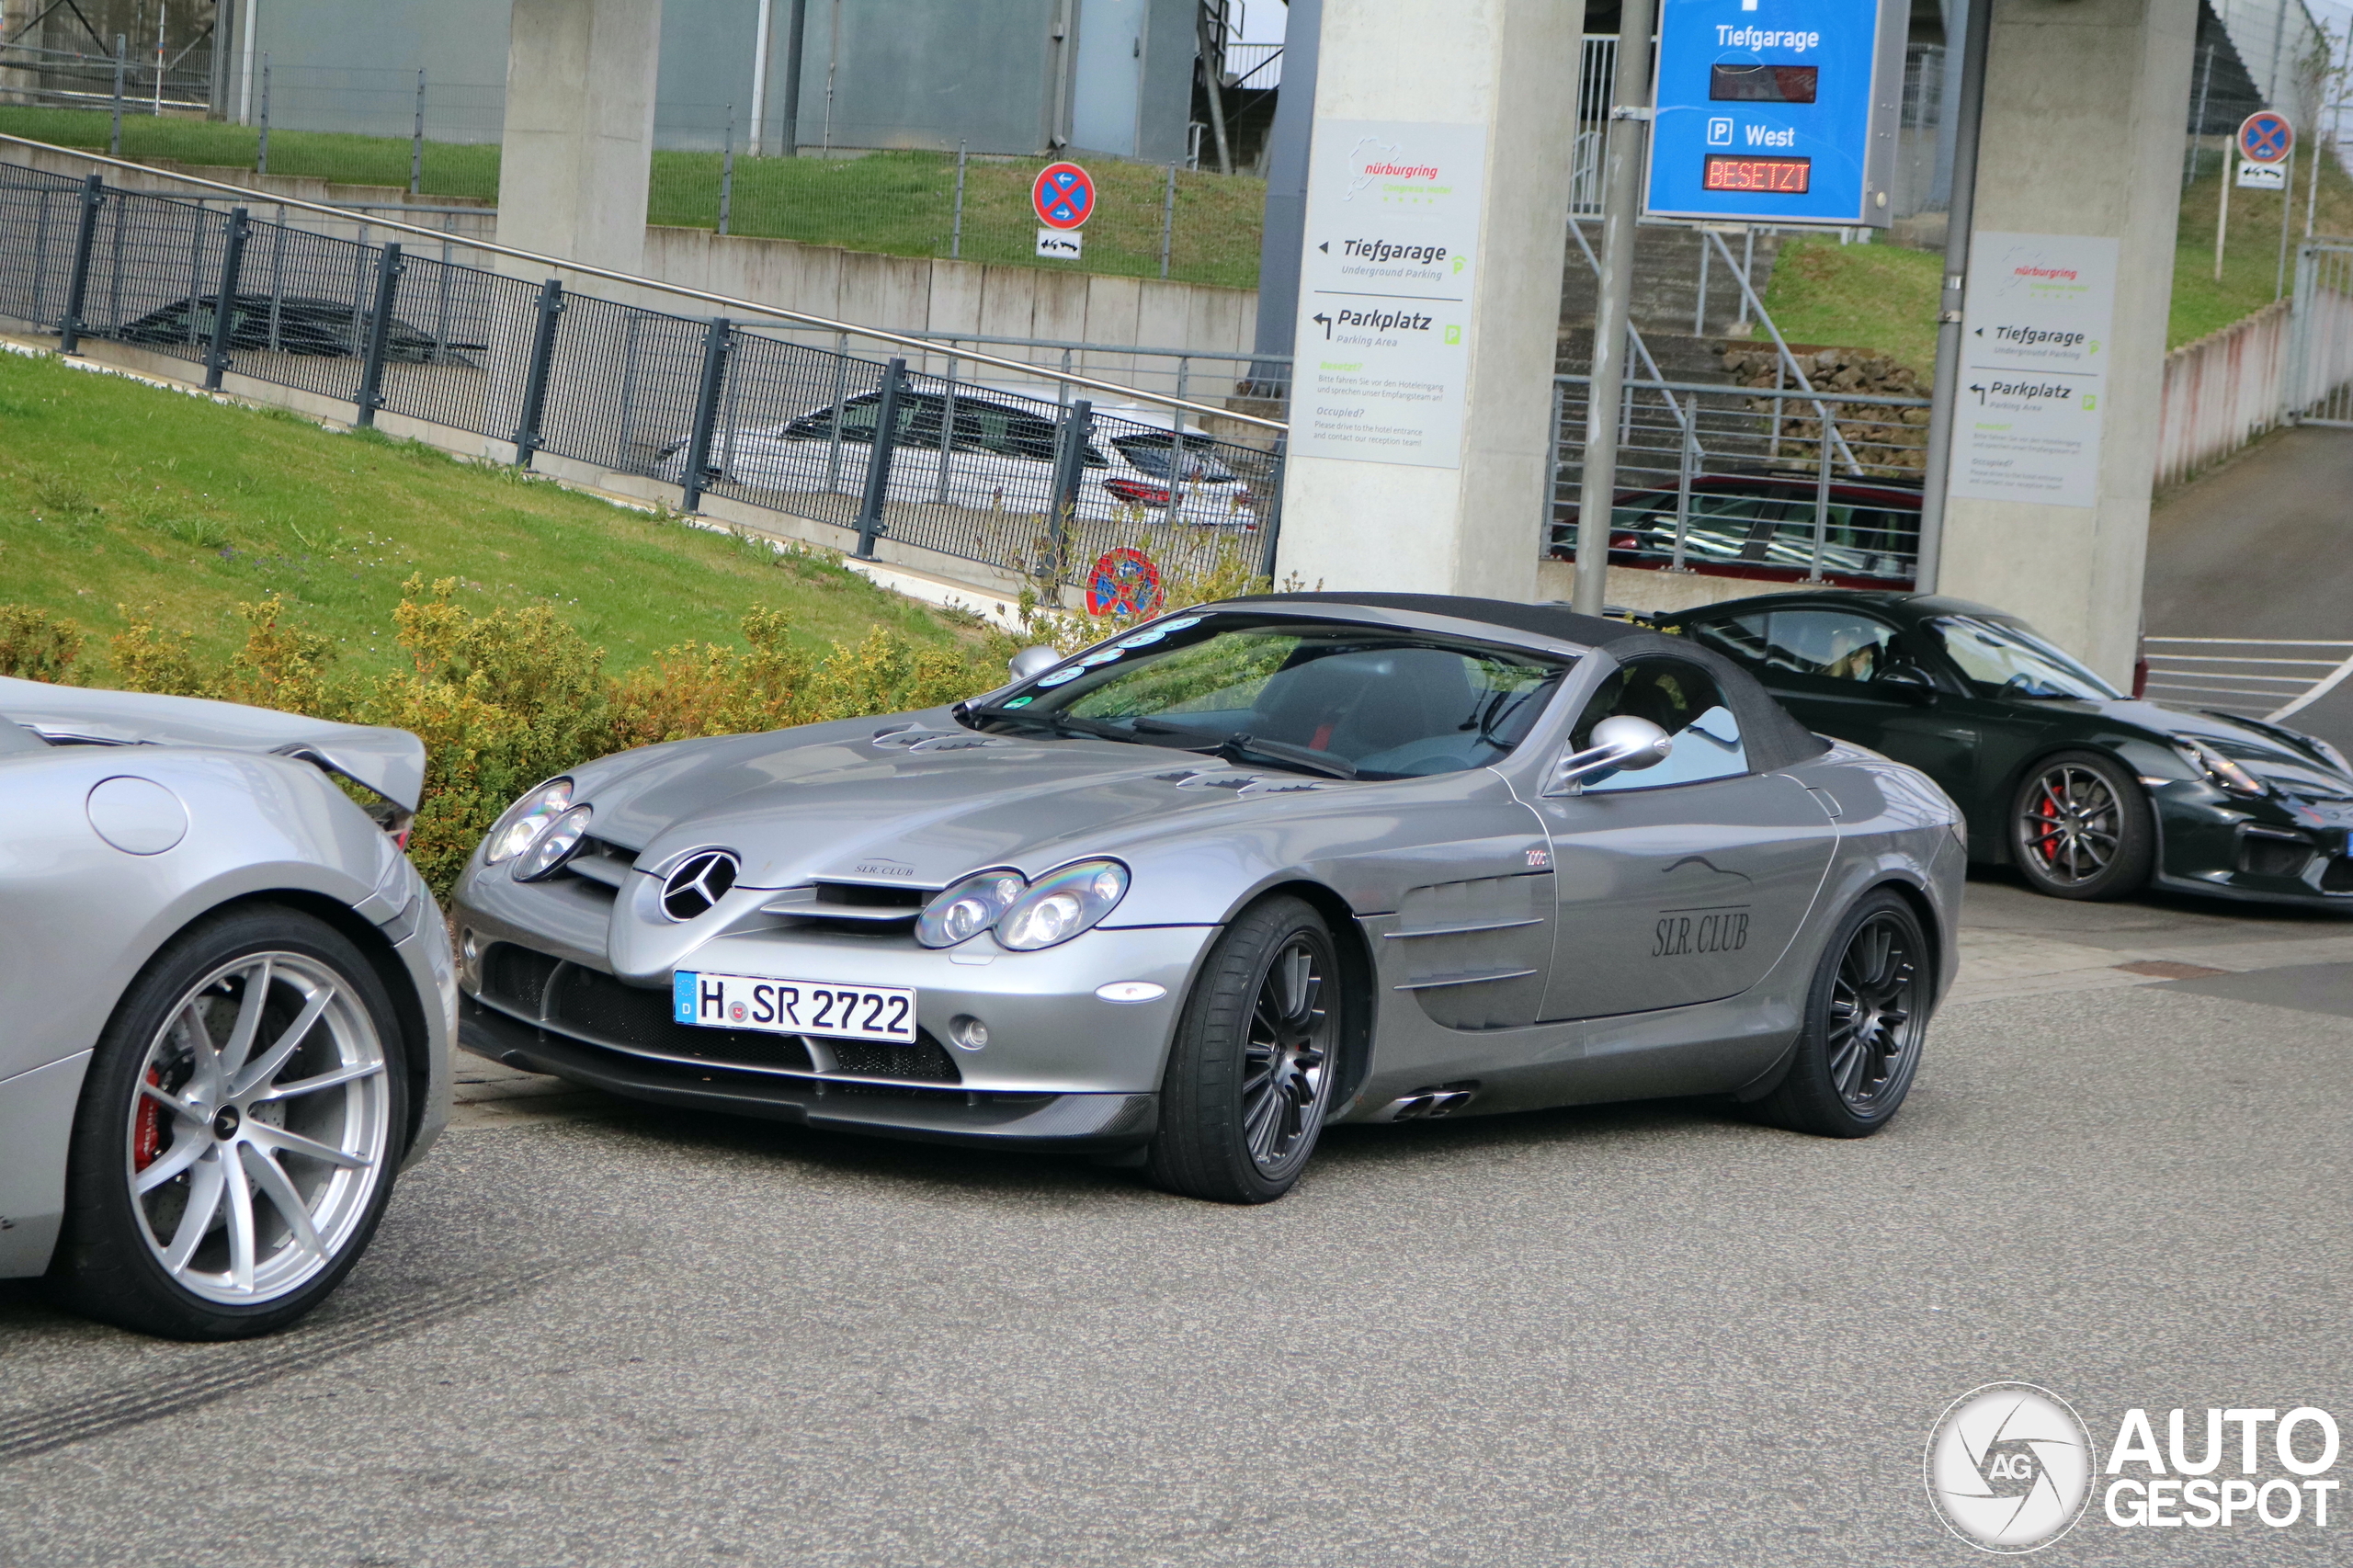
top-left (0, 107), bottom-right (1267, 290)
top-left (1756, 146), bottom-right (2353, 373)
top-left (0, 347), bottom-right (965, 679)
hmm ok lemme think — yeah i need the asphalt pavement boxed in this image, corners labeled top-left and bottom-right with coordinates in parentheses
top-left (4, 872), bottom-right (2349, 1567)
top-left (2144, 425), bottom-right (2353, 755)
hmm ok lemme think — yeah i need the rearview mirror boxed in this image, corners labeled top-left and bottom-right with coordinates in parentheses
top-left (1007, 646), bottom-right (1063, 683)
top-left (1550, 715), bottom-right (1675, 794)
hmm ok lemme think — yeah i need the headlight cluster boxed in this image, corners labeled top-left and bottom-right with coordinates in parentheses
top-left (483, 778), bottom-right (593, 880)
top-left (915, 859), bottom-right (1130, 950)
top-left (2173, 737), bottom-right (2268, 799)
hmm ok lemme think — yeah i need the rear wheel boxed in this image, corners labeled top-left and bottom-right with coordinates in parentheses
top-left (1146, 896), bottom-right (1342, 1204)
top-left (2010, 749), bottom-right (2154, 901)
top-left (44, 905), bottom-right (407, 1340)
top-left (1752, 889), bottom-right (1929, 1138)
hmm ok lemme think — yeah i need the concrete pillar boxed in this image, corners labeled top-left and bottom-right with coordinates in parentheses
top-left (495, 0), bottom-right (665, 276)
top-left (1271, 0), bottom-right (1584, 600)
top-left (1937, 0), bottom-right (2197, 683)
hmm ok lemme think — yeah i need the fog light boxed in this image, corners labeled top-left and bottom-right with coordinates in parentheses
top-left (1095, 981), bottom-right (1166, 1003)
top-left (948, 1014), bottom-right (989, 1051)
top-left (459, 929), bottom-right (480, 985)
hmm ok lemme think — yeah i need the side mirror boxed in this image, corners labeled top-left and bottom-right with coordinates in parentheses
top-left (1874, 665), bottom-right (1938, 704)
top-left (1006, 646), bottom-right (1063, 683)
top-left (1551, 715), bottom-right (1675, 794)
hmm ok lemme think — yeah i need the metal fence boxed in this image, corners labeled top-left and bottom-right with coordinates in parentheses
top-left (1546, 375), bottom-right (1931, 586)
top-left (645, 129), bottom-right (1261, 289)
top-left (0, 159), bottom-right (1287, 596)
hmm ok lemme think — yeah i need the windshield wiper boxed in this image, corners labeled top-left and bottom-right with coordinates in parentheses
top-left (1130, 720), bottom-right (1357, 779)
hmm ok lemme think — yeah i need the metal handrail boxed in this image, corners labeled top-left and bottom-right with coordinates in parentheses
top-left (0, 132), bottom-right (1289, 432)
top-left (1555, 373), bottom-right (1930, 406)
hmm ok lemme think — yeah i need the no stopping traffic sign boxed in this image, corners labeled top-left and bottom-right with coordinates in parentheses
top-left (1032, 162), bottom-right (1096, 230)
top-left (2239, 110), bottom-right (2294, 165)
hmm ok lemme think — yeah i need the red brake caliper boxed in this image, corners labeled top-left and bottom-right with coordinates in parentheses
top-left (133, 1066), bottom-right (162, 1171)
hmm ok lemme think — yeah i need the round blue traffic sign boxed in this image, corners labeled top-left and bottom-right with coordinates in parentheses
top-left (2239, 110), bottom-right (2294, 165)
top-left (1032, 162), bottom-right (1096, 230)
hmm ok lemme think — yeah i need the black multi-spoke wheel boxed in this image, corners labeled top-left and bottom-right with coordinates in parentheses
top-left (2009, 749), bottom-right (2153, 901)
top-left (1147, 896), bottom-right (1344, 1203)
top-left (1752, 889), bottom-right (1931, 1138)
top-left (44, 905), bottom-right (410, 1340)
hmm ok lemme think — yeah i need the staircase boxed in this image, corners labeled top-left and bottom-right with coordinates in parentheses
top-left (1557, 222), bottom-right (1788, 388)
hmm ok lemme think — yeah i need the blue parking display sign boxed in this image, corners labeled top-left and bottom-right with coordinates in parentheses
top-left (1644, 0), bottom-right (1909, 226)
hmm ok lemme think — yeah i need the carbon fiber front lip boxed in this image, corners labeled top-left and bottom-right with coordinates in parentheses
top-left (460, 998), bottom-right (1159, 1150)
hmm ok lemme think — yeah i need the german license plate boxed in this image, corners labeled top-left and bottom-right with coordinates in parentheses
top-left (673, 971), bottom-right (916, 1041)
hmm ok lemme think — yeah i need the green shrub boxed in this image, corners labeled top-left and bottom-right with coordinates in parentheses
top-left (0, 539), bottom-right (1287, 896)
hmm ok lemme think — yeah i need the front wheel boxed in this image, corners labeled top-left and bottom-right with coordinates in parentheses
top-left (1751, 889), bottom-right (1930, 1138)
top-left (1146, 897), bottom-right (1344, 1204)
top-left (43, 905), bottom-right (408, 1340)
top-left (2009, 749), bottom-right (2154, 901)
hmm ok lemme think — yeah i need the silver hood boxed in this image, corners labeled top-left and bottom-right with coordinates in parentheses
top-left (0, 676), bottom-right (428, 812)
top-left (576, 710), bottom-right (1344, 892)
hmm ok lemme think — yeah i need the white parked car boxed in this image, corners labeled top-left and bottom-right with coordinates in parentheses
top-left (657, 385), bottom-right (1261, 529)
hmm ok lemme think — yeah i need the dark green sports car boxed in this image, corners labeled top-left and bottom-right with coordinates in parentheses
top-left (1646, 590), bottom-right (2353, 907)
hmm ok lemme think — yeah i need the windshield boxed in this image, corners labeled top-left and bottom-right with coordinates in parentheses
top-left (973, 614), bottom-right (1573, 779)
top-left (1928, 615), bottom-right (2119, 700)
top-left (1111, 434), bottom-right (1239, 483)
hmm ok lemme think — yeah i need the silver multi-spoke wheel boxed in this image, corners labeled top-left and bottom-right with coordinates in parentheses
top-left (127, 951), bottom-right (392, 1306)
top-left (2018, 762), bottom-right (2121, 888)
top-left (1825, 912), bottom-right (1923, 1113)
top-left (1240, 937), bottom-right (1336, 1174)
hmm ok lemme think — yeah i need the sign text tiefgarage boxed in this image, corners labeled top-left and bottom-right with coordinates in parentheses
top-left (1645, 0), bottom-right (1907, 226)
top-left (1290, 119), bottom-right (1487, 470)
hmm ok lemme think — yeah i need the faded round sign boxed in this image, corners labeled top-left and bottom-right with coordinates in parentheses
top-left (2238, 110), bottom-right (2294, 164)
top-left (1086, 548), bottom-right (1164, 619)
top-left (1032, 162), bottom-right (1097, 230)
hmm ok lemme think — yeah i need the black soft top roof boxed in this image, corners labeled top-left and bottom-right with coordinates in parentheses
top-left (1218, 592), bottom-right (1645, 650)
top-left (1210, 592), bottom-right (1831, 773)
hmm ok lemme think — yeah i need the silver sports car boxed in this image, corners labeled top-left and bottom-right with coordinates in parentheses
top-left (0, 680), bottom-right (454, 1337)
top-left (453, 595), bottom-right (1964, 1203)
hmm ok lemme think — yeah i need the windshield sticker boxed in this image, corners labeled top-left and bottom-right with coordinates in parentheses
top-left (1002, 696), bottom-right (1034, 709)
top-left (1155, 616), bottom-right (1203, 632)
top-left (1036, 668), bottom-right (1084, 687)
top-left (1114, 630), bottom-right (1168, 649)
top-left (1076, 650), bottom-right (1126, 668)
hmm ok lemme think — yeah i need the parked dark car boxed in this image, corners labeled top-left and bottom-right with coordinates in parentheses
top-left (1647, 589), bottom-right (2353, 907)
top-left (1551, 472), bottom-right (1922, 587)
top-left (119, 294), bottom-right (483, 367)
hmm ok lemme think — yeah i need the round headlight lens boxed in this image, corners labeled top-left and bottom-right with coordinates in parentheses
top-left (995, 859), bottom-right (1130, 951)
top-left (512, 804), bottom-right (593, 881)
top-left (915, 869), bottom-right (1027, 949)
top-left (483, 778), bottom-right (573, 864)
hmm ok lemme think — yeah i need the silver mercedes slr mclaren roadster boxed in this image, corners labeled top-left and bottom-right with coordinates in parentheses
top-left (453, 595), bottom-right (1964, 1203)
top-left (0, 680), bottom-right (454, 1337)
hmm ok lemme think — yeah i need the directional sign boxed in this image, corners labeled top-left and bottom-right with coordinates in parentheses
top-left (2237, 160), bottom-right (2288, 191)
top-left (1645, 0), bottom-right (1909, 226)
top-left (1032, 162), bottom-right (1097, 230)
top-left (1948, 233), bottom-right (2119, 510)
top-left (1289, 119), bottom-right (1487, 469)
top-left (2238, 111), bottom-right (2293, 165)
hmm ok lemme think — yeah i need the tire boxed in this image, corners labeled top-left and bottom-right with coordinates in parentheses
top-left (42, 904), bottom-right (409, 1340)
top-left (1752, 889), bottom-right (1930, 1139)
top-left (1145, 896), bottom-right (1344, 1204)
top-left (2009, 749), bottom-right (2154, 901)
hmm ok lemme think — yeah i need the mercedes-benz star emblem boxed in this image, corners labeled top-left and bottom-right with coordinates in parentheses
top-left (660, 850), bottom-right (739, 922)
